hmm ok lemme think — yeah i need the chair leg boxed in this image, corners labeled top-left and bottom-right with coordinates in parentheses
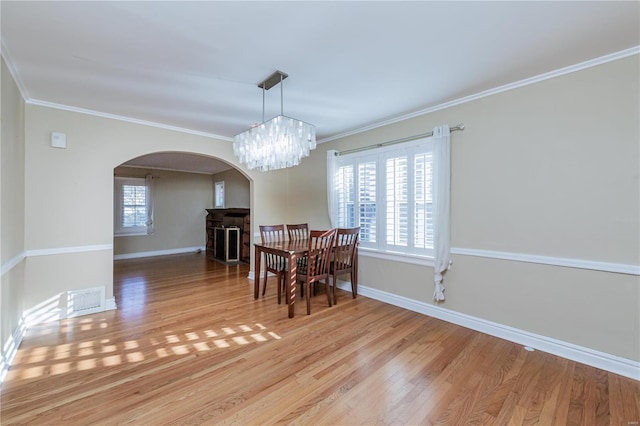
top-left (306, 281), bottom-right (311, 315)
top-left (281, 274), bottom-right (288, 305)
top-left (351, 270), bottom-right (357, 298)
top-left (284, 274), bottom-right (288, 304)
top-left (277, 273), bottom-right (282, 304)
top-left (325, 279), bottom-right (332, 307)
top-left (332, 273), bottom-right (338, 305)
top-left (262, 268), bottom-right (268, 296)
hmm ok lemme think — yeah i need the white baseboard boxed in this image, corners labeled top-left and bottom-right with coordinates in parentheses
top-left (105, 297), bottom-right (117, 311)
top-left (0, 317), bottom-right (26, 383)
top-left (247, 270), bottom-right (277, 281)
top-left (114, 246), bottom-right (205, 260)
top-left (336, 281), bottom-right (640, 381)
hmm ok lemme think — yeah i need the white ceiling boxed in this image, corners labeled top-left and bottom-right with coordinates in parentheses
top-left (2, 1), bottom-right (639, 174)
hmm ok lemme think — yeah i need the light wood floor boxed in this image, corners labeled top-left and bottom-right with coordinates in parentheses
top-left (1, 253), bottom-right (638, 425)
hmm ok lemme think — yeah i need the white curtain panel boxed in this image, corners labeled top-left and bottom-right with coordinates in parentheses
top-left (327, 150), bottom-right (338, 228)
top-left (145, 174), bottom-right (155, 235)
top-left (432, 124), bottom-right (451, 301)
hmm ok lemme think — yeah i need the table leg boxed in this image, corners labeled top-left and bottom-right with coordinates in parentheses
top-left (287, 252), bottom-right (297, 318)
top-left (254, 247), bottom-right (261, 299)
top-left (354, 247), bottom-right (358, 297)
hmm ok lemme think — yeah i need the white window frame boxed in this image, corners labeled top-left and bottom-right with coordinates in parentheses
top-left (114, 177), bottom-right (151, 236)
top-left (215, 181), bottom-right (225, 208)
top-left (332, 137), bottom-right (435, 260)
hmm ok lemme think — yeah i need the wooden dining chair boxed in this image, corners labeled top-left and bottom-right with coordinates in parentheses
top-left (330, 227), bottom-right (360, 305)
top-left (287, 223), bottom-right (309, 292)
top-left (286, 223), bottom-right (309, 241)
top-left (297, 229), bottom-right (337, 315)
top-left (259, 225), bottom-right (287, 304)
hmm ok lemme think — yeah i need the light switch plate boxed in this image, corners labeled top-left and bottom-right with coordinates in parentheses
top-left (51, 132), bottom-right (67, 148)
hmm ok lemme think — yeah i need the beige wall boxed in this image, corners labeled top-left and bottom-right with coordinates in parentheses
top-left (288, 55), bottom-right (640, 361)
top-left (22, 104), bottom-right (289, 312)
top-left (113, 167), bottom-right (213, 256)
top-left (1, 57), bottom-right (26, 359)
top-left (1, 60), bottom-right (25, 262)
top-left (212, 168), bottom-right (250, 209)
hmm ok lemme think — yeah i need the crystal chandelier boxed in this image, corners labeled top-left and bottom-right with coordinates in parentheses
top-left (233, 71), bottom-right (316, 172)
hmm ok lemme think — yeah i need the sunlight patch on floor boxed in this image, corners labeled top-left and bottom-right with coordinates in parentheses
top-left (124, 340), bottom-right (138, 350)
top-left (77, 358), bottom-right (96, 371)
top-left (50, 362), bottom-right (71, 375)
top-left (126, 352), bottom-right (145, 362)
top-left (8, 320), bottom-right (283, 382)
top-left (232, 336), bottom-right (249, 345)
top-left (103, 355), bottom-right (122, 367)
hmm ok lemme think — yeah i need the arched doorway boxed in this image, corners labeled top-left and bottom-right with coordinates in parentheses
top-left (112, 151), bottom-right (252, 311)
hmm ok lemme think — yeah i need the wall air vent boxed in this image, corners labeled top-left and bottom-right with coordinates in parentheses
top-left (67, 287), bottom-right (105, 317)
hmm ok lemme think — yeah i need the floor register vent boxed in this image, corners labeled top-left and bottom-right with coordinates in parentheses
top-left (68, 287), bottom-right (105, 317)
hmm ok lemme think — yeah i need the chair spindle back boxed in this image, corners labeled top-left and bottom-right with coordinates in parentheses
top-left (306, 229), bottom-right (337, 280)
top-left (334, 227), bottom-right (359, 270)
top-left (258, 225), bottom-right (288, 302)
top-left (331, 227), bottom-right (360, 304)
top-left (260, 225), bottom-right (286, 244)
top-left (287, 223), bottom-right (309, 241)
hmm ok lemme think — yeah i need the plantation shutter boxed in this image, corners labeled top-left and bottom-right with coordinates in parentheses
top-left (336, 164), bottom-right (355, 228)
top-left (358, 160), bottom-right (377, 245)
top-left (386, 155), bottom-right (409, 248)
top-left (414, 152), bottom-right (433, 250)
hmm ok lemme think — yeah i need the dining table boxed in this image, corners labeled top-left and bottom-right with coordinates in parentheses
top-left (254, 239), bottom-right (310, 318)
top-left (253, 237), bottom-right (358, 318)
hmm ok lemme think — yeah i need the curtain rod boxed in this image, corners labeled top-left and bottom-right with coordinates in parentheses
top-left (335, 123), bottom-right (465, 156)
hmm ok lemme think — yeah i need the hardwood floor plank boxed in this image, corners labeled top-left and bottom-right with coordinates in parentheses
top-left (552, 361), bottom-right (576, 425)
top-left (311, 331), bottom-right (435, 424)
top-left (618, 372), bottom-right (640, 423)
top-left (456, 339), bottom-right (520, 424)
top-left (568, 363), bottom-right (589, 426)
top-left (522, 353), bottom-right (567, 425)
top-left (1, 253), bottom-right (638, 425)
top-left (538, 379), bottom-right (562, 425)
top-left (483, 345), bottom-right (524, 419)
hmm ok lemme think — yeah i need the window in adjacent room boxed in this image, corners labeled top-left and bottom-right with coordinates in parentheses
top-left (330, 137), bottom-right (435, 257)
top-left (215, 181), bottom-right (225, 208)
top-left (114, 177), bottom-right (153, 236)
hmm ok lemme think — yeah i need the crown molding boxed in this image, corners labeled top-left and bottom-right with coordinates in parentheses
top-left (26, 99), bottom-right (233, 141)
top-left (1, 40), bottom-right (30, 100)
top-left (116, 164), bottom-right (231, 176)
top-left (318, 46), bottom-right (640, 144)
top-left (2, 37), bottom-right (229, 141)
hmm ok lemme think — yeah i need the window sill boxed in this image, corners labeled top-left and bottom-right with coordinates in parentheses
top-left (114, 232), bottom-right (148, 237)
top-left (358, 248), bottom-right (435, 267)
